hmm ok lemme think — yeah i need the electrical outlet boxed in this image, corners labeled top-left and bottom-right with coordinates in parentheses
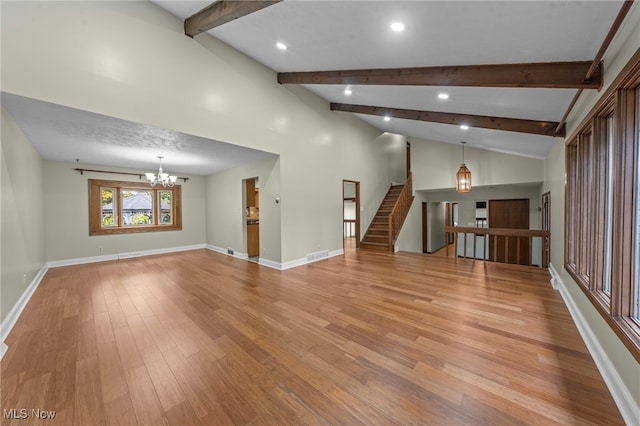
top-left (227, 248), bottom-right (234, 255)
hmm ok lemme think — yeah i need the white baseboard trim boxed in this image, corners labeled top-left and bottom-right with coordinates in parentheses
top-left (549, 263), bottom-right (639, 426)
top-left (207, 245), bottom-right (344, 271)
top-left (1, 262), bottom-right (49, 359)
top-left (47, 244), bottom-right (207, 268)
top-left (258, 258), bottom-right (283, 270)
top-left (548, 262), bottom-right (561, 290)
top-left (279, 257), bottom-right (308, 270)
top-left (281, 248), bottom-right (344, 270)
top-left (206, 244), bottom-right (248, 260)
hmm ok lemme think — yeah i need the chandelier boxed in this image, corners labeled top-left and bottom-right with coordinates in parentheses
top-left (146, 156), bottom-right (177, 188)
top-left (456, 142), bottom-right (471, 192)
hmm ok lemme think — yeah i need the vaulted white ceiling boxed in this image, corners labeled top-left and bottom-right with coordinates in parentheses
top-left (2, 1), bottom-right (626, 174)
top-left (155, 0), bottom-right (623, 159)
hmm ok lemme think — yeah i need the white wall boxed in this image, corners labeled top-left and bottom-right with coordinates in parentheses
top-left (43, 161), bottom-right (207, 262)
top-left (1, 1), bottom-right (397, 264)
top-left (206, 156), bottom-right (281, 261)
top-left (410, 136), bottom-right (545, 191)
top-left (387, 134), bottom-right (407, 185)
top-left (396, 139), bottom-right (544, 255)
top-left (541, 2), bottom-right (640, 416)
top-left (1, 109), bottom-right (46, 323)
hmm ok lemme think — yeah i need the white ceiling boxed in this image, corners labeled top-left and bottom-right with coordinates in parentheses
top-left (1, 92), bottom-right (276, 176)
top-left (3, 1), bottom-right (625, 173)
top-left (155, 0), bottom-right (623, 159)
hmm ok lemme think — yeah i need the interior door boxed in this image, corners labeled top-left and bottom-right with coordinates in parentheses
top-left (489, 199), bottom-right (529, 265)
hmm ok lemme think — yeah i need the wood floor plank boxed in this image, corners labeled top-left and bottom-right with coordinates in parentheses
top-left (125, 366), bottom-right (170, 426)
top-left (74, 355), bottom-right (106, 426)
top-left (0, 248), bottom-right (626, 425)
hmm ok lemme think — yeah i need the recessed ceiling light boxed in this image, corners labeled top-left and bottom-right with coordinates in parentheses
top-left (276, 42), bottom-right (287, 50)
top-left (384, 116), bottom-right (391, 121)
top-left (390, 22), bottom-right (405, 32)
top-left (438, 93), bottom-right (450, 100)
top-left (460, 124), bottom-right (470, 130)
top-left (344, 87), bottom-right (352, 95)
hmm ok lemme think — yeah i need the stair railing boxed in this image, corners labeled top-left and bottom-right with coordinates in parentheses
top-left (388, 173), bottom-right (414, 252)
top-left (443, 226), bottom-right (550, 268)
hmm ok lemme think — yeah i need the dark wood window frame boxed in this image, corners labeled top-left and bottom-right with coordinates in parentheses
top-left (89, 179), bottom-right (182, 235)
top-left (565, 48), bottom-right (640, 362)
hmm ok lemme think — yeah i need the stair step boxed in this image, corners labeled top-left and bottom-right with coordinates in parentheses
top-left (361, 241), bottom-right (388, 247)
top-left (367, 229), bottom-right (387, 236)
top-left (361, 242), bottom-right (390, 252)
top-left (361, 184), bottom-right (408, 252)
top-left (367, 227), bottom-right (387, 233)
top-left (363, 235), bottom-right (388, 243)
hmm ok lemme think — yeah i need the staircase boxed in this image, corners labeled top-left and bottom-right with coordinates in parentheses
top-left (361, 181), bottom-right (411, 252)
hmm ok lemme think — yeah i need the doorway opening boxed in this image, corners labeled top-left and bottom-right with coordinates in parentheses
top-left (245, 177), bottom-right (260, 262)
top-left (423, 202), bottom-right (453, 256)
top-left (343, 180), bottom-right (361, 253)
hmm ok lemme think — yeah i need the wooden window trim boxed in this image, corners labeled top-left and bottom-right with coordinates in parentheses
top-left (89, 179), bottom-right (182, 235)
top-left (564, 49), bottom-right (640, 363)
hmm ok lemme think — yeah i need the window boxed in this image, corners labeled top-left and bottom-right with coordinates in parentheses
top-left (159, 190), bottom-right (173, 224)
top-left (89, 179), bottom-right (182, 235)
top-left (603, 113), bottom-right (614, 296)
top-left (101, 187), bottom-right (117, 227)
top-left (565, 52), bottom-right (640, 360)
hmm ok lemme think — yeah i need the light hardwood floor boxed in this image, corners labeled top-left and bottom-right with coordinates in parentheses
top-left (1, 248), bottom-right (624, 425)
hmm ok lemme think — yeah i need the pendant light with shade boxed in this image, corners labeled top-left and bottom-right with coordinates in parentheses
top-left (456, 142), bottom-right (471, 192)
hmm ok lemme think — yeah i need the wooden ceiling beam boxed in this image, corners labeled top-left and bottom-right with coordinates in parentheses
top-left (331, 103), bottom-right (565, 137)
top-left (185, 1), bottom-right (282, 38)
top-left (279, 61), bottom-right (602, 89)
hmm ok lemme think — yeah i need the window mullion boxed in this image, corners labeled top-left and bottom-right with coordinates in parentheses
top-left (590, 117), bottom-right (607, 294)
top-left (611, 89), bottom-right (638, 317)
